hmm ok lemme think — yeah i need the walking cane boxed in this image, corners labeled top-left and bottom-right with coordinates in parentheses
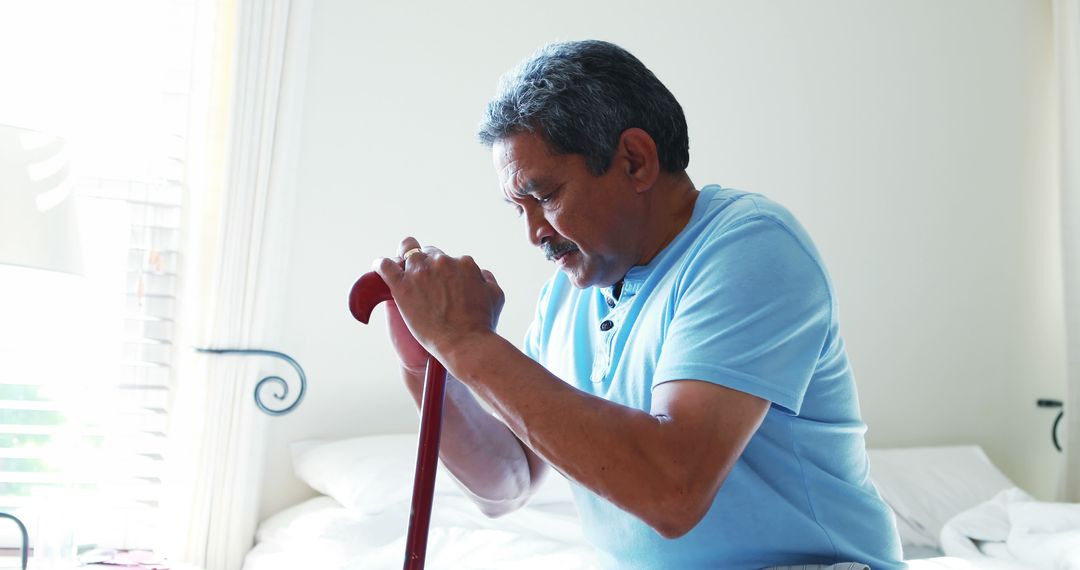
top-left (349, 271), bottom-right (447, 570)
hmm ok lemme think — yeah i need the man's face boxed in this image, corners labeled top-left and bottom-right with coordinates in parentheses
top-left (493, 132), bottom-right (639, 289)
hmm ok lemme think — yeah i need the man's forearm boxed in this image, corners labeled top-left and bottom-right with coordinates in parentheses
top-left (439, 332), bottom-right (761, 538)
top-left (399, 365), bottom-right (545, 516)
top-left (439, 336), bottom-right (670, 517)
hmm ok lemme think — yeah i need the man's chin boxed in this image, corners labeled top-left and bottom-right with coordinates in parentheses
top-left (561, 265), bottom-right (628, 291)
top-left (559, 260), bottom-right (601, 289)
top-left (557, 254), bottom-right (592, 289)
top-left (556, 251), bottom-right (619, 289)
top-left (563, 272), bottom-right (592, 289)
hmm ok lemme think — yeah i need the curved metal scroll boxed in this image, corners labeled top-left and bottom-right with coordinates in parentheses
top-left (1037, 399), bottom-right (1064, 452)
top-left (0, 512), bottom-right (28, 570)
top-left (195, 348), bottom-right (307, 416)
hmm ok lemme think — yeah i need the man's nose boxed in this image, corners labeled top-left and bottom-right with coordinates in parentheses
top-left (524, 205), bottom-right (554, 247)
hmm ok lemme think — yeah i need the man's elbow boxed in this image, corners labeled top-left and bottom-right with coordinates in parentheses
top-left (469, 482), bottom-right (534, 518)
top-left (641, 488), bottom-right (712, 539)
top-left (453, 465), bottom-right (537, 518)
top-left (475, 495), bottom-right (527, 518)
top-left (648, 507), bottom-right (706, 539)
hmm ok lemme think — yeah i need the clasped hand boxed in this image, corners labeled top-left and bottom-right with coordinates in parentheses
top-left (374, 237), bottom-right (505, 372)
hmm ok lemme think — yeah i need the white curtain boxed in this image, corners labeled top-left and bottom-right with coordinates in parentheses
top-left (161, 0), bottom-right (307, 567)
top-left (1057, 0), bottom-right (1080, 502)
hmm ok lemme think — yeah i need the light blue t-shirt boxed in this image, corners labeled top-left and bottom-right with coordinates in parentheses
top-left (523, 186), bottom-right (903, 569)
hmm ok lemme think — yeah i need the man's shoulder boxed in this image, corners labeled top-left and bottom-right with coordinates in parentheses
top-left (691, 186), bottom-right (823, 266)
top-left (696, 186), bottom-right (804, 237)
top-left (666, 187), bottom-right (832, 307)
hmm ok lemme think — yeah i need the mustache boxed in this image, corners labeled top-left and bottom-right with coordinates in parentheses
top-left (542, 240), bottom-right (579, 261)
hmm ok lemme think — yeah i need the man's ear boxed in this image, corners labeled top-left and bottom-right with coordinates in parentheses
top-left (616, 128), bottom-right (660, 194)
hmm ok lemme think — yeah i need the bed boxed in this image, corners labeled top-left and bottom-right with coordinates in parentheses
top-left (241, 436), bottom-right (1058, 569)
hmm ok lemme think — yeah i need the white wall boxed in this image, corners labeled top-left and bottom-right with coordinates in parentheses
top-left (258, 0), bottom-right (1064, 519)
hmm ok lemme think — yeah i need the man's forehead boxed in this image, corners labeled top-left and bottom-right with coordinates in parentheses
top-left (493, 136), bottom-right (559, 195)
top-left (493, 132), bottom-right (557, 167)
top-left (501, 172), bottom-right (560, 202)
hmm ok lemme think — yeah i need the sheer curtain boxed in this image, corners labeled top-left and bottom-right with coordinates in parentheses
top-left (1056, 0), bottom-right (1080, 501)
top-left (161, 0), bottom-right (309, 567)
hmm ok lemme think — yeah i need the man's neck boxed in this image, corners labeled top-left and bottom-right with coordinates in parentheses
top-left (636, 172), bottom-right (698, 267)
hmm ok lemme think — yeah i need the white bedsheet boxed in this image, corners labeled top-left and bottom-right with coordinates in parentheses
top-left (243, 495), bottom-right (598, 570)
top-left (243, 495), bottom-right (1039, 570)
top-left (940, 487), bottom-right (1080, 569)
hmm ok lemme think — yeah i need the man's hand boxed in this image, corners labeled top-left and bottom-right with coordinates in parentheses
top-left (372, 238), bottom-right (540, 517)
top-left (374, 237), bottom-right (505, 362)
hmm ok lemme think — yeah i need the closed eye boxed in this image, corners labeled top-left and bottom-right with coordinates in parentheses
top-left (536, 184), bottom-right (563, 207)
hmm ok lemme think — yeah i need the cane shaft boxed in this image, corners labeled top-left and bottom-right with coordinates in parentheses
top-left (403, 357), bottom-right (447, 570)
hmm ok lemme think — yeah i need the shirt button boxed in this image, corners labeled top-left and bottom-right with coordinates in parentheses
top-left (599, 320), bottom-right (614, 332)
top-left (606, 298), bottom-right (615, 308)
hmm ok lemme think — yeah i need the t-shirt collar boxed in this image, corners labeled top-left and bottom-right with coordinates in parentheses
top-left (601, 185), bottom-right (716, 302)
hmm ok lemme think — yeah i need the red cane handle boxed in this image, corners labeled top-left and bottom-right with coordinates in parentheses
top-left (349, 271), bottom-right (393, 324)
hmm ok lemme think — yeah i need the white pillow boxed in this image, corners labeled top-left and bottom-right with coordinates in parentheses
top-left (867, 445), bottom-right (1015, 549)
top-left (291, 434), bottom-right (574, 515)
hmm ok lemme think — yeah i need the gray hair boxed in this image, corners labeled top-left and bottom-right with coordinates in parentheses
top-left (477, 40), bottom-right (689, 175)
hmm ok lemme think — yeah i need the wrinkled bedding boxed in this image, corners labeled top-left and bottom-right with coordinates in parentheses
top-left (941, 487), bottom-right (1080, 569)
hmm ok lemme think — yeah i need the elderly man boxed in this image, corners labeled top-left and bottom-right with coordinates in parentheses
top-left (374, 40), bottom-right (903, 569)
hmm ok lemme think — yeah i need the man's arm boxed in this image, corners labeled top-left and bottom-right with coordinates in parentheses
top-left (375, 246), bottom-right (769, 537)
top-left (396, 364), bottom-right (549, 517)
top-left (443, 332), bottom-right (770, 538)
top-left (373, 241), bottom-right (549, 516)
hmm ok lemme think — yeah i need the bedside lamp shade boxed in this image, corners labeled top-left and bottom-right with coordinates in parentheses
top-left (0, 124), bottom-right (83, 275)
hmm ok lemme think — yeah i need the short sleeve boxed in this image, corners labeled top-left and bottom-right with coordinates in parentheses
top-left (653, 217), bottom-right (831, 415)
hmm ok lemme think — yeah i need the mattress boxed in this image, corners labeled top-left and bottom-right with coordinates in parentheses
top-left (243, 494), bottom-right (1041, 570)
top-left (242, 437), bottom-right (1044, 570)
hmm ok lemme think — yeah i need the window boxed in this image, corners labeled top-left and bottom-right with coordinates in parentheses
top-left (0, 0), bottom-right (196, 553)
